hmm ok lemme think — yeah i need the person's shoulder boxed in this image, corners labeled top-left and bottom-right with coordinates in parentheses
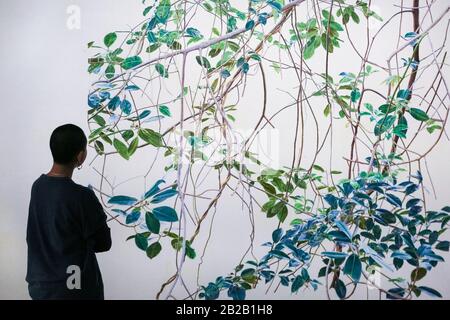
top-left (30, 174), bottom-right (47, 191)
top-left (72, 182), bottom-right (99, 202)
top-left (72, 181), bottom-right (94, 194)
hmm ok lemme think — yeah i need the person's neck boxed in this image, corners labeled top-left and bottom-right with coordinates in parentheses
top-left (47, 163), bottom-right (75, 178)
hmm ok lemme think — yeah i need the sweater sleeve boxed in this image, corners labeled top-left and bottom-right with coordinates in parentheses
top-left (82, 189), bottom-right (112, 253)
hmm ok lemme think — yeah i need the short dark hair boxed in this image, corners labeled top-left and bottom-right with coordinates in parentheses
top-left (50, 124), bottom-right (87, 165)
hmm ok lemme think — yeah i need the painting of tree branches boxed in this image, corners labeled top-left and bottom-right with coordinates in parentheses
top-left (86, 0), bottom-right (450, 300)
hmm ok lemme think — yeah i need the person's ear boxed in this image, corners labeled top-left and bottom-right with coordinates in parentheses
top-left (76, 148), bottom-right (87, 167)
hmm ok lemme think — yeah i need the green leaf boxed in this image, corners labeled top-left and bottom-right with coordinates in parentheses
top-left (145, 211), bottom-right (160, 234)
top-left (94, 140), bottom-right (104, 155)
top-left (250, 53), bottom-right (261, 61)
top-left (147, 43), bottom-right (161, 53)
top-left (321, 33), bottom-right (334, 53)
top-left (343, 254), bottom-right (362, 282)
top-left (146, 242), bottom-right (162, 259)
top-left (105, 64), bottom-right (115, 79)
top-left (143, 6), bottom-right (152, 16)
top-left (393, 115), bottom-right (408, 138)
top-left (303, 37), bottom-right (317, 59)
top-left (329, 21), bottom-right (344, 31)
top-left (153, 206), bottom-right (178, 222)
top-left (113, 138), bottom-right (130, 160)
top-left (351, 12), bottom-right (360, 24)
top-left (121, 56), bottom-right (142, 70)
top-left (186, 243), bottom-right (196, 259)
top-left (138, 128), bottom-right (164, 147)
top-left (410, 108), bottom-right (429, 121)
top-left (121, 130), bottom-right (134, 141)
top-left (259, 180), bottom-right (276, 195)
top-left (159, 105), bottom-right (171, 117)
top-left (128, 137), bottom-right (139, 157)
top-left (196, 56), bottom-right (211, 69)
top-left (313, 164), bottom-right (325, 172)
top-left (104, 32), bottom-right (117, 48)
top-left (324, 104), bottom-right (331, 117)
top-left (135, 233), bottom-right (148, 251)
top-left (350, 89), bottom-right (361, 102)
top-left (411, 267), bottom-right (427, 282)
top-left (155, 63), bottom-right (169, 78)
top-left (374, 115), bottom-right (396, 136)
top-left (155, 0), bottom-right (171, 24)
top-left (227, 16), bottom-right (237, 32)
top-left (93, 114), bottom-right (106, 127)
top-left (272, 201), bottom-right (288, 222)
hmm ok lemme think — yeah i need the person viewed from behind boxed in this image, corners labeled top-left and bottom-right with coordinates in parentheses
top-left (26, 124), bottom-right (111, 299)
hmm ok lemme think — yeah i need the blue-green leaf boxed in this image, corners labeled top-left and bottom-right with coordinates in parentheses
top-left (125, 85), bottom-right (140, 91)
top-left (108, 195), bottom-right (138, 206)
top-left (227, 285), bottom-right (245, 300)
top-left (153, 206), bottom-right (178, 222)
top-left (291, 275), bottom-right (305, 293)
top-left (335, 220), bottom-right (352, 239)
top-left (126, 210), bottom-right (141, 224)
top-left (351, 89), bottom-right (361, 102)
top-left (435, 241), bottom-right (450, 251)
top-left (391, 251), bottom-right (413, 260)
top-left (135, 233), bottom-right (148, 251)
top-left (245, 20), bottom-right (255, 30)
top-left (145, 212), bottom-right (160, 234)
top-left (151, 188), bottom-right (178, 203)
top-left (220, 69), bottom-right (231, 78)
top-left (374, 115), bottom-right (396, 136)
top-left (343, 254), bottom-right (362, 282)
top-left (418, 286), bottom-right (442, 298)
top-left (144, 179), bottom-right (165, 199)
top-left (120, 99), bottom-right (132, 115)
top-left (272, 228), bottom-right (283, 243)
top-left (185, 27), bottom-right (202, 38)
top-left (321, 251), bottom-right (348, 259)
top-left (397, 89), bottom-right (411, 100)
top-left (107, 96), bottom-right (121, 111)
top-left (386, 193), bottom-right (402, 207)
top-left (335, 279), bottom-right (347, 299)
top-left (136, 110), bottom-right (150, 120)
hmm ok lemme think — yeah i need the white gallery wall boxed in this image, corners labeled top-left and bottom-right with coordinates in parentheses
top-left (0, 0), bottom-right (449, 299)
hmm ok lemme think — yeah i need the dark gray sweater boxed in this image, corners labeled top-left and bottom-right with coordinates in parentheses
top-left (26, 174), bottom-right (111, 299)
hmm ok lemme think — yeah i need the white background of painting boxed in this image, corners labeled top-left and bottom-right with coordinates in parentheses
top-left (0, 0), bottom-right (449, 299)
